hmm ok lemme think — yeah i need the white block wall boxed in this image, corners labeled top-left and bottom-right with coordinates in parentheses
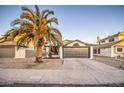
top-left (59, 46), bottom-right (63, 59)
top-left (15, 47), bottom-right (26, 58)
top-left (45, 47), bottom-right (49, 57)
top-left (90, 46), bottom-right (93, 59)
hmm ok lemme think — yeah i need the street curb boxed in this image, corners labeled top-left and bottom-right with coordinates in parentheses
top-left (0, 83), bottom-right (124, 87)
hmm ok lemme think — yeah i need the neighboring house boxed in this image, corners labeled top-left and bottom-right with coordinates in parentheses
top-left (59, 40), bottom-right (93, 59)
top-left (97, 32), bottom-right (124, 44)
top-left (94, 31), bottom-right (124, 58)
top-left (0, 41), bottom-right (34, 58)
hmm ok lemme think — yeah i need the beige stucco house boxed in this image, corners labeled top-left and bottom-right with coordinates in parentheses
top-left (94, 32), bottom-right (124, 58)
top-left (42, 39), bottom-right (94, 59)
top-left (59, 40), bottom-right (93, 59)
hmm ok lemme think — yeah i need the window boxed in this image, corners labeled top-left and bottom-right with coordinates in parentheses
top-left (112, 38), bottom-right (114, 41)
top-left (117, 47), bottom-right (123, 53)
top-left (109, 38), bottom-right (114, 42)
top-left (73, 43), bottom-right (79, 47)
top-left (98, 49), bottom-right (100, 54)
top-left (93, 49), bottom-right (97, 54)
top-left (101, 40), bottom-right (105, 43)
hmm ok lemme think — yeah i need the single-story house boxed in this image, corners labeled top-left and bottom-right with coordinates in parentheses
top-left (93, 39), bottom-right (124, 58)
top-left (0, 40), bottom-right (94, 59)
top-left (59, 40), bottom-right (93, 59)
top-left (0, 41), bottom-right (34, 58)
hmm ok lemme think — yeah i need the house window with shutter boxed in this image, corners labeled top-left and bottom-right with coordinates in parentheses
top-left (116, 47), bottom-right (123, 53)
top-left (117, 47), bottom-right (122, 52)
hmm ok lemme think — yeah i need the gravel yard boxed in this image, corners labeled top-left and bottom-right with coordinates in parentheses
top-left (0, 58), bottom-right (63, 69)
top-left (93, 56), bottom-right (124, 70)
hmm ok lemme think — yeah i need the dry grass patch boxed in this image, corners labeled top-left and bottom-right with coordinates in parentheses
top-left (0, 58), bottom-right (63, 69)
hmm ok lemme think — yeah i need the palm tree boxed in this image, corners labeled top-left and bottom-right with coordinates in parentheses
top-left (0, 5), bottom-right (63, 63)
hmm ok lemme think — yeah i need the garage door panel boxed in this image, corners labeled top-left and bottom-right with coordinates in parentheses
top-left (0, 46), bottom-right (15, 58)
top-left (63, 47), bottom-right (90, 58)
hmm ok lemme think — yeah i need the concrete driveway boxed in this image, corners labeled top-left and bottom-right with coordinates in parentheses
top-left (0, 58), bottom-right (124, 86)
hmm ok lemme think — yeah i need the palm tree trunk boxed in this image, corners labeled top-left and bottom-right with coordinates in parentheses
top-left (35, 45), bottom-right (43, 63)
top-left (48, 46), bottom-right (52, 58)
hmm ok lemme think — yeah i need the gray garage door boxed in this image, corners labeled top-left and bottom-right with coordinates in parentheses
top-left (26, 50), bottom-right (35, 58)
top-left (63, 47), bottom-right (90, 58)
top-left (0, 46), bottom-right (15, 58)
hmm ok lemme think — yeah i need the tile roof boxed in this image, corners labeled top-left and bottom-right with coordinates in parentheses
top-left (0, 41), bottom-right (16, 46)
top-left (63, 39), bottom-right (95, 47)
top-left (95, 39), bottom-right (124, 48)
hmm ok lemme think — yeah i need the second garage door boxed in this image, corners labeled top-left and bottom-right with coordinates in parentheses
top-left (63, 47), bottom-right (90, 58)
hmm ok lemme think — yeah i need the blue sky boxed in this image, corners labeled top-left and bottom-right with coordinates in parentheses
top-left (0, 5), bottom-right (124, 43)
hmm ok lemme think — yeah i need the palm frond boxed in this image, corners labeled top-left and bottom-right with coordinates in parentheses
top-left (0, 28), bottom-right (19, 41)
top-left (0, 37), bottom-right (6, 43)
top-left (41, 9), bottom-right (49, 18)
top-left (21, 6), bottom-right (35, 18)
top-left (48, 27), bottom-right (62, 37)
top-left (51, 33), bottom-right (63, 46)
top-left (11, 19), bottom-right (32, 26)
top-left (35, 5), bottom-right (40, 17)
top-left (44, 11), bottom-right (54, 18)
top-left (20, 12), bottom-right (35, 23)
top-left (16, 33), bottom-right (33, 49)
top-left (47, 17), bottom-right (58, 24)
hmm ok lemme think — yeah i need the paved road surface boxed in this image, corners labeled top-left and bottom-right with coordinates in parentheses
top-left (0, 58), bottom-right (124, 86)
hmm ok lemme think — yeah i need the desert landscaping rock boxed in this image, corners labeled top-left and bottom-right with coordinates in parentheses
top-left (93, 56), bottom-right (124, 69)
